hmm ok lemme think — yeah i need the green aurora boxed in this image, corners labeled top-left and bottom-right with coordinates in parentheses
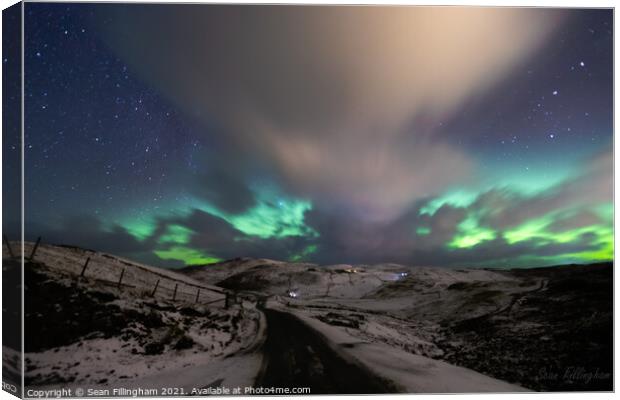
top-left (110, 180), bottom-right (612, 266)
top-left (18, 6), bottom-right (612, 269)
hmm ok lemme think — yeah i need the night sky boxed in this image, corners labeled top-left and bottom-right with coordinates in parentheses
top-left (7, 5), bottom-right (613, 268)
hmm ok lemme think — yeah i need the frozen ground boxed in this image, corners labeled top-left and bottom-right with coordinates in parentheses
top-left (21, 242), bottom-right (225, 302)
top-left (8, 243), bottom-right (612, 393)
top-left (186, 257), bottom-right (613, 392)
top-left (259, 301), bottom-right (526, 393)
top-left (5, 243), bottom-right (264, 394)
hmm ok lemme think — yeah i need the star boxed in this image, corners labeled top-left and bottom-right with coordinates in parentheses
top-left (15, 5), bottom-right (613, 269)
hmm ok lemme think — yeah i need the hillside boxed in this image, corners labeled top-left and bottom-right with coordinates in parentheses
top-left (5, 242), bottom-right (264, 392)
top-left (6, 241), bottom-right (612, 392)
top-left (183, 259), bottom-right (613, 391)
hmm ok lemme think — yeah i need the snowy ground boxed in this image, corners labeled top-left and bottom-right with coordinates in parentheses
top-left (5, 243), bottom-right (265, 394)
top-left (21, 242), bottom-right (225, 303)
top-left (9, 243), bottom-right (612, 394)
top-left (267, 301), bottom-right (527, 393)
top-left (185, 257), bottom-right (612, 392)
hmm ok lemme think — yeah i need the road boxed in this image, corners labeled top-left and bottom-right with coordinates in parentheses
top-left (255, 308), bottom-right (398, 394)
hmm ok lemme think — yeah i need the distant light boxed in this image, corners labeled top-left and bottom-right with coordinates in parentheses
top-left (549, 134), bottom-right (555, 139)
top-left (579, 61), bottom-right (585, 67)
top-left (552, 90), bottom-right (558, 96)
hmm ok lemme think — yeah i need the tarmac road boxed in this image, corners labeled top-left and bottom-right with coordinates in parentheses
top-left (255, 308), bottom-right (398, 394)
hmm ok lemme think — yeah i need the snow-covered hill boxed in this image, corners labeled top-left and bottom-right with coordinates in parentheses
top-left (9, 242), bottom-right (612, 393)
top-left (6, 242), bottom-right (265, 393)
top-left (22, 242), bottom-right (225, 302)
top-left (185, 258), bottom-right (612, 391)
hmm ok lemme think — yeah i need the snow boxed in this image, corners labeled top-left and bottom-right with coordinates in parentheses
top-left (16, 243), bottom-right (551, 393)
top-left (29, 339), bottom-right (262, 394)
top-left (187, 258), bottom-right (525, 305)
top-left (269, 301), bottom-right (528, 393)
top-left (183, 257), bottom-right (546, 392)
top-left (21, 242), bottom-right (225, 304)
top-left (26, 297), bottom-right (265, 389)
top-left (20, 243), bottom-right (267, 393)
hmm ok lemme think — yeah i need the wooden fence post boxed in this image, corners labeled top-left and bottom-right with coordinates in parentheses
top-left (151, 279), bottom-right (160, 297)
top-left (28, 236), bottom-right (41, 261)
top-left (117, 268), bottom-right (125, 288)
top-left (3, 235), bottom-right (15, 259)
top-left (80, 257), bottom-right (90, 277)
top-left (172, 284), bottom-right (178, 301)
top-left (195, 288), bottom-right (200, 303)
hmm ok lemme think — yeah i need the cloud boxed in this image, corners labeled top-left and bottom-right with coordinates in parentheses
top-left (31, 146), bottom-right (611, 268)
top-left (98, 6), bottom-right (566, 223)
top-left (144, 208), bottom-right (315, 264)
top-left (148, 149), bottom-right (611, 267)
top-left (477, 150), bottom-right (613, 230)
top-left (32, 215), bottom-right (152, 255)
top-left (191, 163), bottom-right (256, 214)
top-left (298, 149), bottom-right (612, 266)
